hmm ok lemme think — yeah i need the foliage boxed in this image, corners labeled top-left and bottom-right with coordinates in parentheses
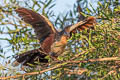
top-left (0, 0), bottom-right (120, 80)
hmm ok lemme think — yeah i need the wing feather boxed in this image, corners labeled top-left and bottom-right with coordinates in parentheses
top-left (15, 8), bottom-right (57, 42)
top-left (13, 48), bottom-right (48, 66)
top-left (68, 16), bottom-right (96, 34)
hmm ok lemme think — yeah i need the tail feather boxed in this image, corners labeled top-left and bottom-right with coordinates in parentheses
top-left (13, 48), bottom-right (48, 66)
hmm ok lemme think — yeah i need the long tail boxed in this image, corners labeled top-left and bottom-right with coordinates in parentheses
top-left (13, 48), bottom-right (48, 66)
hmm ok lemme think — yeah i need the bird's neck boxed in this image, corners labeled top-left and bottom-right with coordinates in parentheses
top-left (59, 35), bottom-right (68, 45)
top-left (55, 30), bottom-right (69, 41)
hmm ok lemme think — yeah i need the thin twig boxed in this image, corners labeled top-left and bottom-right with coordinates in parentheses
top-left (70, 50), bottom-right (87, 60)
top-left (100, 70), bottom-right (116, 80)
top-left (65, 68), bottom-right (88, 75)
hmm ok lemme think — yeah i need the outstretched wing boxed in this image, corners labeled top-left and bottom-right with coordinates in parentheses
top-left (66, 16), bottom-right (96, 34)
top-left (15, 8), bottom-right (57, 42)
top-left (13, 48), bottom-right (48, 66)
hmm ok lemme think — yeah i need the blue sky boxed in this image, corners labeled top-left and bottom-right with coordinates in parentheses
top-left (53, 0), bottom-right (76, 15)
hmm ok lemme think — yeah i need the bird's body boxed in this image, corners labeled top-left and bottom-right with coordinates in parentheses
top-left (51, 35), bottom-right (68, 57)
top-left (41, 32), bottom-right (68, 57)
top-left (13, 8), bottom-right (96, 66)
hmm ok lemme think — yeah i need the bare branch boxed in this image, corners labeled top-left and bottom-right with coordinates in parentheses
top-left (69, 57), bottom-right (120, 63)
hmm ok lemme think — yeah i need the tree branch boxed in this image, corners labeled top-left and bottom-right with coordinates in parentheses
top-left (0, 63), bottom-right (65, 80)
top-left (69, 57), bottom-right (120, 63)
top-left (0, 57), bottom-right (120, 80)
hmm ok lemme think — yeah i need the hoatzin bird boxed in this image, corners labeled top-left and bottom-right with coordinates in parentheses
top-left (13, 8), bottom-right (96, 66)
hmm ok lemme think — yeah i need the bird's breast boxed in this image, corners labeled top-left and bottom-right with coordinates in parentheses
top-left (51, 35), bottom-right (68, 56)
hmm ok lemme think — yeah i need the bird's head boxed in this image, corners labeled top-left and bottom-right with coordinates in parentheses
top-left (63, 25), bottom-right (71, 38)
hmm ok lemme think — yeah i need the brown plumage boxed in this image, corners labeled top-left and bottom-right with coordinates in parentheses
top-left (14, 48), bottom-right (48, 66)
top-left (13, 8), bottom-right (96, 66)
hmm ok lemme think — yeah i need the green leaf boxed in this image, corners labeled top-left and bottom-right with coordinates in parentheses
top-left (44, 0), bottom-right (52, 8)
top-left (0, 54), bottom-right (4, 58)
